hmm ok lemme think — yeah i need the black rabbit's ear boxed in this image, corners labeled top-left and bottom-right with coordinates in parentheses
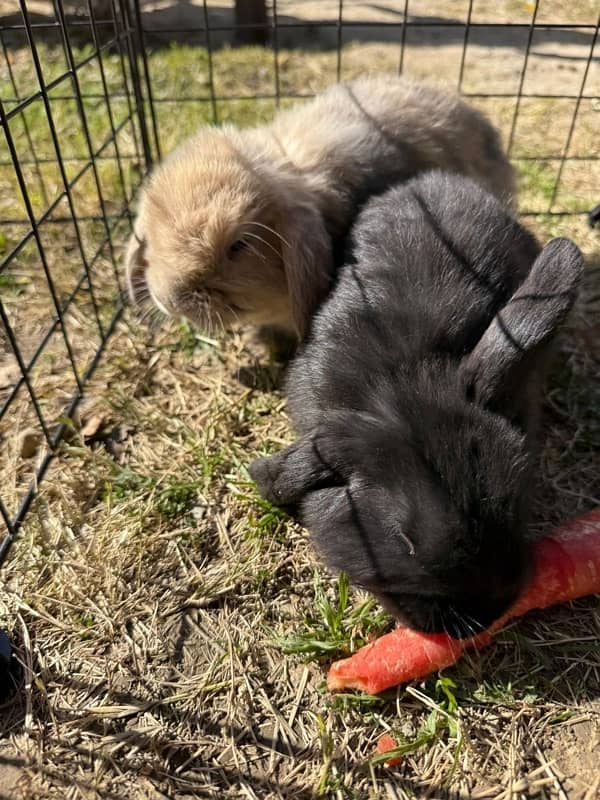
top-left (463, 237), bottom-right (583, 402)
top-left (249, 434), bottom-right (344, 508)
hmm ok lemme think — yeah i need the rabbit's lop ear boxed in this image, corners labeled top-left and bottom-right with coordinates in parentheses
top-left (249, 434), bottom-right (343, 508)
top-left (464, 237), bottom-right (584, 402)
top-left (283, 204), bottom-right (334, 339)
top-left (125, 227), bottom-right (149, 306)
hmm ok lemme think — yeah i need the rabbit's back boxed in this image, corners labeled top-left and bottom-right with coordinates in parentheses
top-left (287, 172), bottom-right (539, 429)
top-left (268, 77), bottom-right (515, 213)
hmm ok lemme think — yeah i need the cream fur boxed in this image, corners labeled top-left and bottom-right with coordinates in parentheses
top-left (126, 75), bottom-right (516, 340)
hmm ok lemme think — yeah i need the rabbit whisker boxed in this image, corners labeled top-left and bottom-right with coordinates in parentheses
top-left (462, 612), bottom-right (486, 633)
top-left (450, 605), bottom-right (479, 639)
top-left (244, 231), bottom-right (281, 260)
top-left (132, 284), bottom-right (151, 305)
top-left (243, 239), bottom-right (267, 263)
top-left (442, 612), bottom-right (462, 656)
top-left (223, 303), bottom-right (241, 326)
top-left (246, 220), bottom-right (291, 249)
top-left (149, 306), bottom-right (167, 331)
top-left (129, 282), bottom-right (155, 316)
top-left (453, 607), bottom-right (467, 637)
top-left (446, 605), bottom-right (464, 640)
top-left (137, 301), bottom-right (166, 329)
top-left (134, 302), bottom-right (151, 323)
top-left (213, 309), bottom-right (225, 338)
top-left (178, 290), bottom-right (218, 336)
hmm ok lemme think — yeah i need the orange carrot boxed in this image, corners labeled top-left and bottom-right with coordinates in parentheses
top-left (376, 733), bottom-right (403, 766)
top-left (328, 508), bottom-right (600, 695)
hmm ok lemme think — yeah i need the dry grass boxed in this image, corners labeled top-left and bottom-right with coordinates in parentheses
top-left (3, 215), bottom-right (599, 799)
top-left (1, 8), bottom-right (600, 799)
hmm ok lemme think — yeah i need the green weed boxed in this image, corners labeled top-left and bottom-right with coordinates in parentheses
top-left (471, 679), bottom-right (540, 706)
top-left (162, 319), bottom-right (221, 358)
top-left (0, 272), bottom-right (30, 295)
top-left (246, 494), bottom-right (289, 539)
top-left (77, 612), bottom-right (96, 640)
top-left (228, 477), bottom-right (290, 541)
top-left (371, 677), bottom-right (463, 768)
top-left (313, 712), bottom-right (335, 796)
top-left (103, 464), bottom-right (201, 520)
top-left (331, 691), bottom-right (386, 712)
top-left (278, 572), bottom-right (390, 659)
top-left (155, 481), bottom-right (200, 519)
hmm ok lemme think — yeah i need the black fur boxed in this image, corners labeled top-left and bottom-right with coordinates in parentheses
top-left (250, 171), bottom-right (583, 638)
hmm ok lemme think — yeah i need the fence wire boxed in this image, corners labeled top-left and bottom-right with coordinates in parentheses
top-left (0, 0), bottom-right (151, 560)
top-left (0, 0), bottom-right (598, 562)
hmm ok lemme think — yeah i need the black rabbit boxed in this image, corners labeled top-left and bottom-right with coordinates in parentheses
top-left (249, 171), bottom-right (583, 639)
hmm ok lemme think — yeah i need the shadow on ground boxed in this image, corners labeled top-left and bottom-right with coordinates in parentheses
top-left (1, 3), bottom-right (598, 54)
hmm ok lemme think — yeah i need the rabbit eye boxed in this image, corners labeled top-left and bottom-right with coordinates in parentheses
top-left (227, 239), bottom-right (248, 259)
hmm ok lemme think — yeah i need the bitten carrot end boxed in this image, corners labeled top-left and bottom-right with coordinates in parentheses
top-left (328, 508), bottom-right (600, 694)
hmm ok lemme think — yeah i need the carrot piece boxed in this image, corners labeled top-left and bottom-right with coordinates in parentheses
top-left (328, 508), bottom-right (600, 695)
top-left (376, 733), bottom-right (403, 766)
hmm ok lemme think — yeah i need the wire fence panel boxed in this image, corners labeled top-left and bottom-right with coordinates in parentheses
top-left (0, 0), bottom-right (153, 561)
top-left (136, 1), bottom-right (598, 214)
top-left (0, 0), bottom-right (598, 560)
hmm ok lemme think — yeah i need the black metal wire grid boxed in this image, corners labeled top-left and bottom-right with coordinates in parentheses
top-left (0, 0), bottom-right (598, 563)
top-left (0, 0), bottom-right (154, 562)
top-left (134, 0), bottom-right (599, 214)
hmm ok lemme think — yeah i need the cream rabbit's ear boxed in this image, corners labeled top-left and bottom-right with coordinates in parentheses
top-left (282, 202), bottom-right (334, 339)
top-left (125, 226), bottom-right (149, 306)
